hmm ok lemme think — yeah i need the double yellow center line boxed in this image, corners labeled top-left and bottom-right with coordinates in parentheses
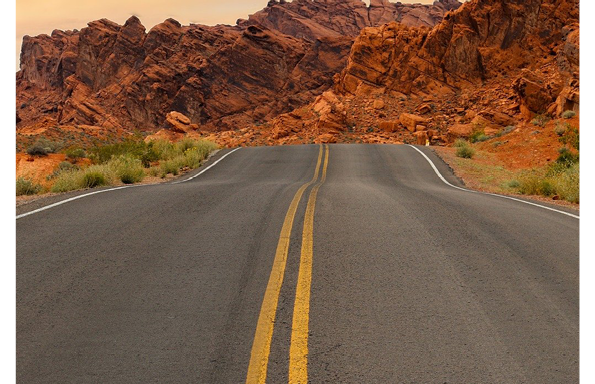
top-left (246, 144), bottom-right (330, 384)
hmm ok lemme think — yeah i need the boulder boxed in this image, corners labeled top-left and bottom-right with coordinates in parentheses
top-left (165, 111), bottom-right (198, 133)
top-left (415, 131), bottom-right (429, 145)
top-left (399, 113), bottom-right (428, 132)
top-left (378, 121), bottom-right (401, 132)
top-left (512, 72), bottom-right (556, 119)
top-left (373, 99), bottom-right (385, 110)
top-left (447, 123), bottom-right (474, 140)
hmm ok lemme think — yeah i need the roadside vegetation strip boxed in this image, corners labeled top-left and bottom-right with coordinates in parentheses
top-left (407, 145), bottom-right (579, 220)
top-left (18, 138), bottom-right (218, 196)
top-left (246, 145), bottom-right (325, 384)
top-left (172, 148), bottom-right (240, 184)
top-left (16, 147), bottom-right (238, 220)
top-left (289, 144), bottom-right (329, 384)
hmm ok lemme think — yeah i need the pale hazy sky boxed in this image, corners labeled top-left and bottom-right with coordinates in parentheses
top-left (15, 0), bottom-right (437, 69)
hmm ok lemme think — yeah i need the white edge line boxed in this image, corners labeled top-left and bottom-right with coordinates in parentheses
top-left (407, 145), bottom-right (580, 220)
top-left (16, 186), bottom-right (132, 220)
top-left (171, 147), bottom-right (240, 184)
top-left (16, 148), bottom-right (241, 220)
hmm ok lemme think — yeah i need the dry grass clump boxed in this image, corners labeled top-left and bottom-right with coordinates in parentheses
top-left (16, 177), bottom-right (42, 196)
top-left (455, 140), bottom-right (475, 159)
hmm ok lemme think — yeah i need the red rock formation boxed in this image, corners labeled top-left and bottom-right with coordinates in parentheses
top-left (238, 0), bottom-right (579, 147)
top-left (16, 0), bottom-right (457, 146)
top-left (336, 0), bottom-right (579, 104)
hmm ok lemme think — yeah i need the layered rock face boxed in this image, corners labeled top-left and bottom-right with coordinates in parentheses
top-left (16, 0), bottom-right (458, 143)
top-left (336, 0), bottom-right (579, 99)
top-left (239, 0), bottom-right (461, 40)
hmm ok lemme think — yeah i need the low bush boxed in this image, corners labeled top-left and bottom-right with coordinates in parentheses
top-left (89, 140), bottom-right (153, 165)
top-left (558, 125), bottom-right (579, 150)
top-left (111, 155), bottom-right (145, 184)
top-left (453, 139), bottom-right (468, 148)
top-left (26, 143), bottom-right (50, 156)
top-left (552, 163), bottom-right (579, 203)
top-left (16, 177), bottom-right (42, 196)
top-left (51, 164), bottom-right (113, 192)
top-left (82, 170), bottom-right (108, 188)
top-left (26, 137), bottom-right (63, 156)
top-left (555, 147), bottom-right (579, 167)
top-left (561, 110), bottom-right (576, 119)
top-left (474, 134), bottom-right (491, 143)
top-left (50, 170), bottom-right (81, 193)
top-left (518, 171), bottom-right (553, 196)
top-left (554, 122), bottom-right (568, 136)
top-left (456, 145), bottom-right (475, 159)
top-left (469, 126), bottom-right (487, 143)
top-left (65, 147), bottom-right (86, 161)
top-left (160, 157), bottom-right (183, 176)
top-left (515, 162), bottom-right (579, 203)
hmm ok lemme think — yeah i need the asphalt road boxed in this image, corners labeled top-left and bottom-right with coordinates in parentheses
top-left (16, 144), bottom-right (579, 383)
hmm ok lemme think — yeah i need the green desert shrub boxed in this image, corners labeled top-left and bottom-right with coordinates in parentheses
top-left (469, 126), bottom-right (487, 143)
top-left (558, 125), bottom-right (579, 150)
top-left (561, 110), bottom-right (576, 119)
top-left (515, 162), bottom-right (579, 203)
top-left (555, 147), bottom-right (579, 168)
top-left (81, 170), bottom-right (108, 188)
top-left (50, 170), bottom-right (82, 193)
top-left (26, 137), bottom-right (63, 156)
top-left (160, 157), bottom-right (183, 176)
top-left (552, 163), bottom-right (579, 203)
top-left (65, 147), bottom-right (86, 161)
top-left (49, 138), bottom-right (217, 192)
top-left (51, 164), bottom-right (113, 192)
top-left (110, 155), bottom-right (145, 184)
top-left (26, 143), bottom-right (50, 156)
top-left (16, 177), bottom-right (42, 196)
top-left (89, 140), bottom-right (152, 164)
top-left (517, 171), bottom-right (553, 196)
top-left (453, 139), bottom-right (468, 148)
top-left (455, 142), bottom-right (475, 159)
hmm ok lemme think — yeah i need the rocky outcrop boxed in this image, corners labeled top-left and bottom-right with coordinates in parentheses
top-left (247, 0), bottom-right (579, 147)
top-left (336, 0), bottom-right (579, 116)
top-left (16, 0), bottom-right (458, 142)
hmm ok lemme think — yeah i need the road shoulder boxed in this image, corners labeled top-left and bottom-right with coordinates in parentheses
top-left (426, 145), bottom-right (579, 215)
top-left (16, 148), bottom-right (233, 217)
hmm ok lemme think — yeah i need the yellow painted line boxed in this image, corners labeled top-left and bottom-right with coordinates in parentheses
top-left (289, 144), bottom-right (329, 384)
top-left (246, 145), bottom-right (324, 384)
